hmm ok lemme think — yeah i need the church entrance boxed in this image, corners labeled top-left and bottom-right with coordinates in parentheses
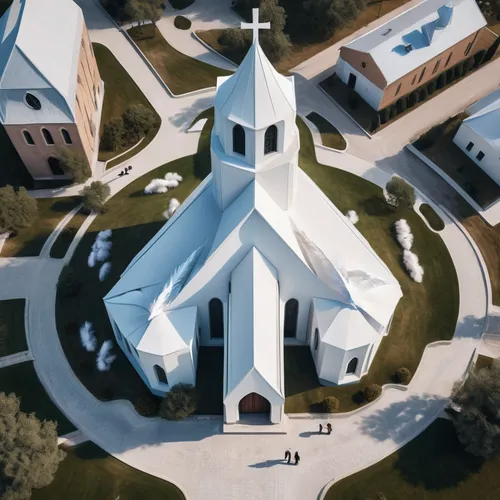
top-left (239, 392), bottom-right (270, 414)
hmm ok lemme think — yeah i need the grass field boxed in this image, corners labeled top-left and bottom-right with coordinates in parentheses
top-left (1, 197), bottom-right (81, 257)
top-left (50, 208), bottom-right (88, 259)
top-left (0, 299), bottom-right (27, 357)
top-left (32, 441), bottom-right (185, 500)
top-left (284, 119), bottom-right (459, 413)
top-left (419, 203), bottom-right (445, 231)
top-left (128, 24), bottom-right (232, 95)
top-left (93, 43), bottom-right (161, 165)
top-left (55, 115), bottom-right (214, 406)
top-left (0, 362), bottom-right (75, 435)
top-left (306, 112), bottom-right (347, 150)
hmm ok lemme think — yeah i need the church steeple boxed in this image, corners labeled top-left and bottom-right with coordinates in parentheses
top-left (210, 8), bottom-right (299, 211)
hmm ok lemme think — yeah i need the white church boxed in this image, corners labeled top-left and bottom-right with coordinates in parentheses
top-left (104, 10), bottom-right (402, 425)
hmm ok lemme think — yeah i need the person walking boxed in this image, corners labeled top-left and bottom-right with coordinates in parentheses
top-left (326, 423), bottom-right (332, 435)
top-left (294, 451), bottom-right (300, 465)
top-left (319, 423), bottom-right (323, 434)
top-left (284, 449), bottom-right (291, 463)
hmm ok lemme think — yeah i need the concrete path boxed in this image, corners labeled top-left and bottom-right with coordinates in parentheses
top-left (0, 351), bottom-right (33, 368)
top-left (58, 430), bottom-right (90, 448)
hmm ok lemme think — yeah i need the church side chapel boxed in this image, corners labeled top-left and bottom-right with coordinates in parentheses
top-left (104, 10), bottom-right (403, 426)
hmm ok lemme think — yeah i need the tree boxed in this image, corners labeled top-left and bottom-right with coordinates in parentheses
top-left (436, 72), bottom-right (446, 89)
top-left (0, 392), bottom-right (65, 500)
top-left (125, 0), bottom-right (146, 31)
top-left (408, 90), bottom-right (418, 107)
top-left (80, 181), bottom-right (111, 214)
top-left (125, 0), bottom-right (163, 31)
top-left (101, 117), bottom-right (125, 151)
top-left (122, 104), bottom-right (156, 143)
top-left (218, 28), bottom-right (252, 64)
top-left (159, 383), bottom-right (196, 420)
top-left (0, 185), bottom-right (38, 234)
top-left (451, 360), bottom-right (500, 458)
top-left (385, 176), bottom-right (416, 209)
top-left (379, 107), bottom-right (390, 124)
top-left (418, 86), bottom-right (428, 102)
top-left (57, 148), bottom-right (91, 184)
top-left (427, 78), bottom-right (437, 95)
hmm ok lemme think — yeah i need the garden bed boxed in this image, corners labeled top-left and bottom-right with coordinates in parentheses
top-left (419, 203), bottom-right (445, 231)
top-left (127, 25), bottom-right (232, 95)
top-left (0, 299), bottom-right (27, 356)
top-left (94, 43), bottom-right (161, 166)
top-left (306, 112), bottom-right (346, 150)
top-left (414, 114), bottom-right (500, 208)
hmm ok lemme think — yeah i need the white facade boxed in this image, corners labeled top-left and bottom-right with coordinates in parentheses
top-left (104, 12), bottom-right (402, 425)
top-left (453, 95), bottom-right (500, 187)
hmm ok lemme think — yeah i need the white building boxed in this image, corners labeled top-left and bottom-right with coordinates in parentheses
top-left (453, 91), bottom-right (500, 187)
top-left (104, 10), bottom-right (402, 425)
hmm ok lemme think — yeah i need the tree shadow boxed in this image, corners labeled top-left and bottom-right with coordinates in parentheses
top-left (359, 394), bottom-right (447, 445)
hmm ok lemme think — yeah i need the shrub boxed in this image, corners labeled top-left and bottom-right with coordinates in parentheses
top-left (484, 38), bottom-right (500, 63)
top-left (80, 181), bottom-right (111, 214)
top-left (418, 87), bottom-right (428, 102)
top-left (385, 176), bottom-right (416, 209)
top-left (474, 49), bottom-right (487, 67)
top-left (446, 68), bottom-right (454, 82)
top-left (64, 321), bottom-right (79, 335)
top-left (174, 15), bottom-right (191, 29)
top-left (394, 367), bottom-right (412, 384)
top-left (427, 78), bottom-right (437, 95)
top-left (436, 73), bottom-right (446, 89)
top-left (322, 396), bottom-right (340, 413)
top-left (369, 116), bottom-right (380, 132)
top-left (57, 148), bottom-right (91, 184)
top-left (389, 104), bottom-right (397, 119)
top-left (57, 265), bottom-right (81, 298)
top-left (379, 107), bottom-right (390, 124)
top-left (408, 91), bottom-right (418, 107)
top-left (101, 387), bottom-right (115, 401)
top-left (364, 384), bottom-right (382, 402)
top-left (396, 97), bottom-right (407, 113)
top-left (101, 117), bottom-right (125, 151)
top-left (348, 90), bottom-right (359, 110)
top-left (134, 394), bottom-right (160, 416)
top-left (168, 0), bottom-right (195, 9)
top-left (454, 61), bottom-right (464, 79)
top-left (159, 383), bottom-right (196, 420)
top-left (122, 104), bottom-right (156, 144)
top-left (0, 185), bottom-right (38, 234)
top-left (464, 57), bottom-right (475, 74)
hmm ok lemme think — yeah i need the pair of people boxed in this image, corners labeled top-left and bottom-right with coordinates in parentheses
top-left (118, 165), bottom-right (133, 177)
top-left (319, 423), bottom-right (332, 435)
top-left (284, 449), bottom-right (300, 465)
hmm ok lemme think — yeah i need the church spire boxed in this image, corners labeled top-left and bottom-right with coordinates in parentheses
top-left (240, 8), bottom-right (270, 44)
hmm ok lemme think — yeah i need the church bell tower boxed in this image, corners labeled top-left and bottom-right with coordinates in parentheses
top-left (210, 9), bottom-right (300, 212)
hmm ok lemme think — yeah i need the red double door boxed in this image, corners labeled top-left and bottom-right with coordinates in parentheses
top-left (238, 392), bottom-right (271, 414)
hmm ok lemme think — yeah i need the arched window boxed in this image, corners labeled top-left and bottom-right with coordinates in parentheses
top-left (314, 328), bottom-right (319, 350)
top-left (284, 299), bottom-right (298, 338)
top-left (209, 298), bottom-right (224, 339)
top-left (61, 128), bottom-right (72, 144)
top-left (47, 157), bottom-right (64, 175)
top-left (264, 125), bottom-right (278, 154)
top-left (42, 128), bottom-right (54, 145)
top-left (346, 357), bottom-right (358, 375)
top-left (154, 364), bottom-right (168, 385)
top-left (23, 130), bottom-right (34, 145)
top-left (233, 124), bottom-right (245, 156)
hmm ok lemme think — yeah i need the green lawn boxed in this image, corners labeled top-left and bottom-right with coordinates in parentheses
top-left (32, 441), bottom-right (185, 500)
top-left (0, 299), bottom-right (27, 356)
top-left (128, 24), bottom-right (232, 95)
top-left (93, 43), bottom-right (161, 165)
top-left (55, 115), bottom-right (214, 407)
top-left (50, 208), bottom-right (88, 259)
top-left (1, 197), bottom-right (82, 257)
top-left (306, 111), bottom-right (347, 150)
top-left (284, 119), bottom-right (459, 413)
top-left (419, 203), bottom-right (445, 231)
top-left (324, 418), bottom-right (500, 500)
top-left (0, 362), bottom-right (75, 435)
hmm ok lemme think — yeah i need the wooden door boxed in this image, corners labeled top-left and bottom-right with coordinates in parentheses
top-left (239, 392), bottom-right (271, 414)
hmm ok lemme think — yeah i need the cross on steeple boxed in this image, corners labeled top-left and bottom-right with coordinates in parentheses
top-left (241, 8), bottom-right (270, 44)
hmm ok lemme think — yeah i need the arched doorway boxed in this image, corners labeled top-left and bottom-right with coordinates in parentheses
top-left (284, 298), bottom-right (298, 338)
top-left (47, 156), bottom-right (64, 175)
top-left (209, 298), bottom-right (223, 339)
top-left (346, 357), bottom-right (358, 375)
top-left (239, 392), bottom-right (270, 414)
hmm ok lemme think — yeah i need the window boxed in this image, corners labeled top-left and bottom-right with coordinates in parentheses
top-left (411, 74), bottom-right (417, 85)
top-left (47, 157), bottom-right (64, 175)
top-left (209, 298), bottom-right (224, 339)
top-left (432, 59), bottom-right (441, 75)
top-left (466, 141), bottom-right (474, 152)
top-left (313, 328), bottom-right (319, 350)
top-left (395, 83), bottom-right (401, 96)
top-left (346, 357), bottom-right (358, 375)
top-left (264, 125), bottom-right (278, 155)
top-left (361, 62), bottom-right (367, 68)
top-left (445, 52), bottom-right (453, 67)
top-left (477, 151), bottom-right (485, 161)
top-left (284, 299), bottom-right (298, 338)
top-left (25, 92), bottom-right (41, 110)
top-left (464, 42), bottom-right (473, 57)
top-left (417, 67), bottom-right (426, 84)
top-left (42, 128), bottom-right (54, 145)
top-left (154, 364), bottom-right (168, 385)
top-left (61, 128), bottom-right (72, 144)
top-left (23, 130), bottom-right (34, 145)
top-left (233, 124), bottom-right (245, 156)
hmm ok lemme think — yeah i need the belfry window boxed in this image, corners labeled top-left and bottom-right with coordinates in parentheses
top-left (233, 124), bottom-right (245, 156)
top-left (264, 125), bottom-right (278, 154)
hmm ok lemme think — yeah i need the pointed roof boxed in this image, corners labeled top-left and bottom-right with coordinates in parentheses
top-left (214, 41), bottom-right (296, 130)
top-left (462, 94), bottom-right (500, 151)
